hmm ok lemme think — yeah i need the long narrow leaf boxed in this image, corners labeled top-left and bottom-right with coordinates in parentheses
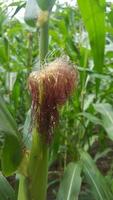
top-left (24, 0), bottom-right (39, 27)
top-left (0, 96), bottom-right (22, 175)
top-left (57, 162), bottom-right (82, 200)
top-left (81, 151), bottom-right (113, 200)
top-left (93, 103), bottom-right (113, 140)
top-left (77, 0), bottom-right (105, 72)
top-left (0, 96), bottom-right (18, 135)
top-left (36, 0), bottom-right (56, 10)
top-left (0, 172), bottom-right (16, 200)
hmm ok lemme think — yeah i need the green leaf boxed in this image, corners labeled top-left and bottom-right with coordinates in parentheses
top-left (11, 3), bottom-right (25, 18)
top-left (36, 0), bottom-right (56, 10)
top-left (24, 0), bottom-right (39, 27)
top-left (81, 151), bottom-right (113, 200)
top-left (93, 103), bottom-right (113, 140)
top-left (94, 148), bottom-right (111, 162)
top-left (81, 112), bottom-right (102, 125)
top-left (108, 10), bottom-right (113, 28)
top-left (57, 162), bottom-right (82, 200)
top-left (49, 129), bottom-right (61, 167)
top-left (0, 44), bottom-right (7, 63)
top-left (77, 0), bottom-right (105, 72)
top-left (0, 6), bottom-right (7, 31)
top-left (23, 109), bottom-right (32, 149)
top-left (24, 0), bottom-right (56, 27)
top-left (0, 172), bottom-right (16, 200)
top-left (1, 134), bottom-right (22, 176)
top-left (0, 96), bottom-right (22, 175)
top-left (83, 94), bottom-right (95, 111)
top-left (0, 96), bottom-right (18, 135)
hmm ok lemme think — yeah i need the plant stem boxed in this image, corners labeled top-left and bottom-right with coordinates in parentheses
top-left (39, 21), bottom-right (49, 66)
top-left (25, 20), bottom-right (49, 200)
top-left (27, 32), bottom-right (33, 71)
top-left (26, 19), bottom-right (49, 200)
top-left (28, 128), bottom-right (49, 200)
top-left (17, 175), bottom-right (29, 200)
top-left (18, 17), bottom-right (49, 200)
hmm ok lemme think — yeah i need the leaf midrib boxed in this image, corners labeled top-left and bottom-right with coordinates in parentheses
top-left (66, 165), bottom-right (78, 200)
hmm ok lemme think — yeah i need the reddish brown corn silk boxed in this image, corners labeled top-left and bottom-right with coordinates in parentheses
top-left (28, 58), bottom-right (77, 143)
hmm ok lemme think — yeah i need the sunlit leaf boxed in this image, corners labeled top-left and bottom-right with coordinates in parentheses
top-left (24, 0), bottom-right (38, 27)
top-left (77, 0), bottom-right (105, 72)
top-left (36, 0), bottom-right (56, 10)
top-left (81, 112), bottom-right (102, 125)
top-left (81, 151), bottom-right (113, 200)
top-left (11, 3), bottom-right (25, 18)
top-left (83, 94), bottom-right (95, 111)
top-left (57, 162), bottom-right (82, 200)
top-left (108, 10), bottom-right (113, 28)
top-left (93, 103), bottom-right (113, 140)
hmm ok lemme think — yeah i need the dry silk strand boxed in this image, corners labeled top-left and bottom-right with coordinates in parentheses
top-left (28, 58), bottom-right (78, 143)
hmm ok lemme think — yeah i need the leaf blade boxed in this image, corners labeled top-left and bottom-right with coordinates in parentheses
top-left (0, 96), bottom-right (19, 136)
top-left (81, 151), bottom-right (113, 200)
top-left (0, 96), bottom-right (22, 175)
top-left (57, 162), bottom-right (82, 200)
top-left (77, 0), bottom-right (105, 72)
top-left (93, 103), bottom-right (113, 140)
top-left (0, 172), bottom-right (16, 200)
